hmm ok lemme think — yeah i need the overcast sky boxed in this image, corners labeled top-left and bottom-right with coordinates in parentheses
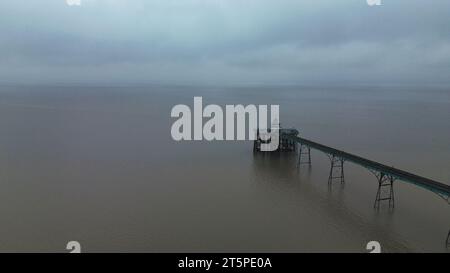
top-left (0, 0), bottom-right (449, 86)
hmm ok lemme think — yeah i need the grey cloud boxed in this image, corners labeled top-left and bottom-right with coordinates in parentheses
top-left (0, 0), bottom-right (449, 85)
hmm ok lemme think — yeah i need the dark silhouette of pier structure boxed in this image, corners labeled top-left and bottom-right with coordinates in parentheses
top-left (254, 128), bottom-right (450, 247)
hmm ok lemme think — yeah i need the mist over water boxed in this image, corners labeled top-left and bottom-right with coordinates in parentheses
top-left (0, 85), bottom-right (449, 252)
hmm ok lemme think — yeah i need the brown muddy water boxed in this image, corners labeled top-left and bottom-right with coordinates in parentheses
top-left (0, 85), bottom-right (449, 252)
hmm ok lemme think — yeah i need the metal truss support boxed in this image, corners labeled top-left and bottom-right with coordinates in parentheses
top-left (253, 139), bottom-right (259, 153)
top-left (327, 155), bottom-right (345, 186)
top-left (373, 172), bottom-right (395, 209)
top-left (297, 144), bottom-right (311, 167)
top-left (446, 230), bottom-right (450, 249)
top-left (253, 129), bottom-right (260, 153)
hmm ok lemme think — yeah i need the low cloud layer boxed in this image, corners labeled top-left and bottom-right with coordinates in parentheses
top-left (1, 0), bottom-right (449, 85)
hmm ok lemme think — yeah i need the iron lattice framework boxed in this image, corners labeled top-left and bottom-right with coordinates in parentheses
top-left (327, 155), bottom-right (345, 186)
top-left (446, 230), bottom-right (450, 248)
top-left (370, 171), bottom-right (396, 209)
top-left (297, 143), bottom-right (311, 167)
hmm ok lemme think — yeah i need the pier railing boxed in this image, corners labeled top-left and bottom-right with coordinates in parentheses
top-left (292, 136), bottom-right (450, 201)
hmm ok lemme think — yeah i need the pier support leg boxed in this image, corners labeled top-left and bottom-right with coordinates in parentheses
top-left (446, 230), bottom-right (450, 248)
top-left (253, 129), bottom-right (260, 153)
top-left (373, 173), bottom-right (395, 209)
top-left (297, 144), bottom-right (311, 167)
top-left (327, 155), bottom-right (345, 186)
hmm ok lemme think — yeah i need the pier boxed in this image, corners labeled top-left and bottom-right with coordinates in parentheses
top-left (254, 128), bottom-right (450, 246)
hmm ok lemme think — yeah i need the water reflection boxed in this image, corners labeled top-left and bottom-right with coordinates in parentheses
top-left (251, 151), bottom-right (412, 252)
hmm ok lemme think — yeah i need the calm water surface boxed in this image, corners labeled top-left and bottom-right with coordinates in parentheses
top-left (0, 85), bottom-right (449, 252)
